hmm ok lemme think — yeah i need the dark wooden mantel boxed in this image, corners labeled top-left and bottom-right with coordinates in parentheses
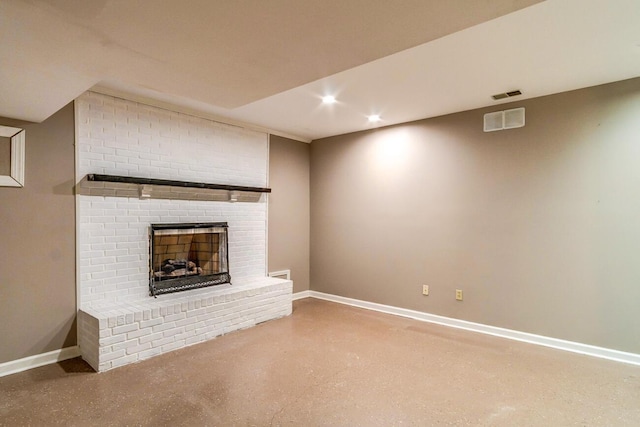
top-left (86, 174), bottom-right (271, 194)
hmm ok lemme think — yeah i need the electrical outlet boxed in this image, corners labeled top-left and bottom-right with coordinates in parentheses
top-left (455, 289), bottom-right (463, 301)
top-left (422, 285), bottom-right (429, 296)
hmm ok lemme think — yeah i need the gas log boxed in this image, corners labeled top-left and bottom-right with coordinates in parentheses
top-left (155, 259), bottom-right (203, 279)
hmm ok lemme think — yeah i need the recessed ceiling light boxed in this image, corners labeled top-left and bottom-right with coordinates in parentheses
top-left (322, 95), bottom-right (336, 104)
top-left (368, 114), bottom-right (381, 123)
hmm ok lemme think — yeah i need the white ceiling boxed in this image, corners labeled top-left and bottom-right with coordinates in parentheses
top-left (2, 0), bottom-right (639, 141)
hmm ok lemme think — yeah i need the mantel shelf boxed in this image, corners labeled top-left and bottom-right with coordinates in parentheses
top-left (86, 174), bottom-right (271, 193)
top-left (80, 174), bottom-right (269, 202)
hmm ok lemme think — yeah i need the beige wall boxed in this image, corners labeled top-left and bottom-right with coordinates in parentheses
top-left (268, 135), bottom-right (310, 293)
top-left (3, 79), bottom-right (639, 363)
top-left (310, 78), bottom-right (640, 354)
top-left (0, 103), bottom-right (76, 363)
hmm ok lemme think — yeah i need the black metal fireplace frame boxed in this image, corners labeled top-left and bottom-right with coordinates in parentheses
top-left (149, 222), bottom-right (231, 297)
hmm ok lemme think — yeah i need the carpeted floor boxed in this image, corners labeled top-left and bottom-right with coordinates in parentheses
top-left (1, 298), bottom-right (639, 426)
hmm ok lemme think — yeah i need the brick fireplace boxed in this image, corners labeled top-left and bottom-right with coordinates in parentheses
top-left (75, 92), bottom-right (292, 372)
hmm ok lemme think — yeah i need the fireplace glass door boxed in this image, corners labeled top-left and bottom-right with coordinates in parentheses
top-left (150, 222), bottom-right (230, 296)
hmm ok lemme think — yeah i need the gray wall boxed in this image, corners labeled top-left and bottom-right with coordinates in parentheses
top-left (268, 135), bottom-right (310, 293)
top-left (310, 78), bottom-right (640, 354)
top-left (0, 103), bottom-right (76, 363)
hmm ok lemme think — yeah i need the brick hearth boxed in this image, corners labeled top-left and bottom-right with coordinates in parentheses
top-left (78, 278), bottom-right (291, 372)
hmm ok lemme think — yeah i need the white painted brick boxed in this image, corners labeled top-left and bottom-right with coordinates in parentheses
top-left (126, 342), bottom-right (151, 355)
top-left (78, 94), bottom-right (268, 307)
top-left (100, 349), bottom-right (126, 362)
top-left (127, 327), bottom-right (151, 340)
top-left (152, 322), bottom-right (176, 333)
top-left (110, 354), bottom-right (139, 368)
top-left (116, 267), bottom-right (142, 277)
top-left (111, 250), bottom-right (138, 262)
top-left (185, 307), bottom-right (210, 320)
top-left (91, 146), bottom-right (116, 155)
top-left (99, 361), bottom-right (113, 371)
top-left (112, 323), bottom-right (138, 335)
top-left (107, 316), bottom-right (117, 328)
top-left (139, 331), bottom-right (164, 345)
top-left (111, 339), bottom-right (139, 352)
top-left (84, 265), bottom-right (105, 274)
top-left (165, 312), bottom-right (186, 322)
top-left (163, 327), bottom-right (185, 338)
top-left (90, 270), bottom-right (117, 280)
top-left (99, 334), bottom-right (126, 347)
top-left (174, 330), bottom-right (196, 341)
top-left (204, 316), bottom-right (224, 327)
top-left (91, 256), bottom-right (116, 265)
top-left (114, 315), bottom-right (125, 326)
top-left (139, 317), bottom-right (162, 329)
top-left (152, 336), bottom-right (175, 348)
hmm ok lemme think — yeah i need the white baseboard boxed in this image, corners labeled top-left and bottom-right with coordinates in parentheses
top-left (0, 346), bottom-right (80, 377)
top-left (4, 292), bottom-right (639, 375)
top-left (306, 291), bottom-right (640, 367)
top-left (292, 290), bottom-right (311, 301)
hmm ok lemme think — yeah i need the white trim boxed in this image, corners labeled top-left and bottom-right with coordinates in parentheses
top-left (0, 346), bottom-right (80, 377)
top-left (90, 86), bottom-right (311, 143)
top-left (307, 291), bottom-right (640, 367)
top-left (292, 290), bottom-right (311, 301)
top-left (0, 126), bottom-right (25, 187)
top-left (269, 269), bottom-right (291, 280)
top-left (265, 135), bottom-right (270, 277)
top-left (74, 100), bottom-right (82, 313)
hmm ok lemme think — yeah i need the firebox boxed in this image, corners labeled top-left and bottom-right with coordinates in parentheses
top-left (149, 222), bottom-right (230, 296)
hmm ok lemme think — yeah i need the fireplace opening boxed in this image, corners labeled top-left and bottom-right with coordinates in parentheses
top-left (149, 222), bottom-right (230, 296)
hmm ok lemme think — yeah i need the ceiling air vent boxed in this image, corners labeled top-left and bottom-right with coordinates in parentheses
top-left (483, 107), bottom-right (525, 132)
top-left (492, 89), bottom-right (522, 100)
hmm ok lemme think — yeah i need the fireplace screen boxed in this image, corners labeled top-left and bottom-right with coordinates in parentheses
top-left (149, 222), bottom-right (230, 296)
